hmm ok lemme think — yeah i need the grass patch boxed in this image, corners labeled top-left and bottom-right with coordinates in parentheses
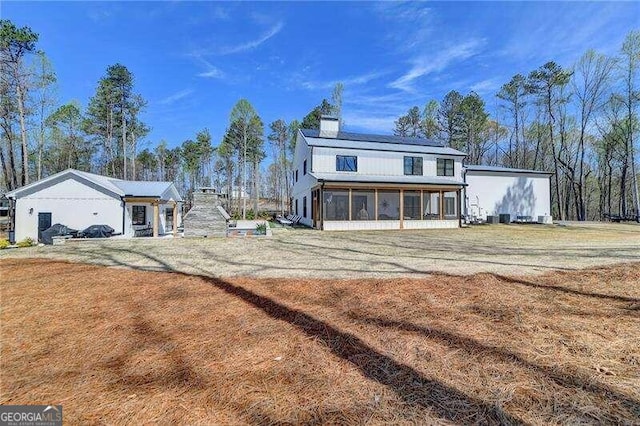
top-left (1, 259), bottom-right (639, 424)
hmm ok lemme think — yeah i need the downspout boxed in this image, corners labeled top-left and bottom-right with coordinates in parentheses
top-left (121, 197), bottom-right (126, 236)
top-left (320, 181), bottom-right (325, 230)
top-left (8, 196), bottom-right (16, 243)
top-left (462, 167), bottom-right (467, 220)
top-left (549, 174), bottom-right (553, 221)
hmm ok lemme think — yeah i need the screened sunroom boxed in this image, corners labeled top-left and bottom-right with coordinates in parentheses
top-left (308, 180), bottom-right (463, 231)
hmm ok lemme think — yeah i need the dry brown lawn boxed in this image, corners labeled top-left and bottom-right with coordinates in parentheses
top-left (1, 222), bottom-right (639, 279)
top-left (1, 258), bottom-right (639, 425)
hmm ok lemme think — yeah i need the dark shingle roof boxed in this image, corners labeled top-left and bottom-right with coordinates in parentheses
top-left (300, 128), bottom-right (444, 147)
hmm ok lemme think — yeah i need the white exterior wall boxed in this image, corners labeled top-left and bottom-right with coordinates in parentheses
top-left (14, 178), bottom-right (123, 241)
top-left (291, 134), bottom-right (316, 227)
top-left (312, 147), bottom-right (462, 180)
top-left (464, 172), bottom-right (552, 221)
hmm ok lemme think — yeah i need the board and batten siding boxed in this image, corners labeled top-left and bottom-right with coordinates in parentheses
top-left (312, 147), bottom-right (463, 179)
top-left (13, 177), bottom-right (123, 241)
top-left (464, 171), bottom-right (552, 221)
top-left (291, 135), bottom-right (316, 227)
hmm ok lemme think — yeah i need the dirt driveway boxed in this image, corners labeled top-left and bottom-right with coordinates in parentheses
top-left (2, 222), bottom-right (638, 278)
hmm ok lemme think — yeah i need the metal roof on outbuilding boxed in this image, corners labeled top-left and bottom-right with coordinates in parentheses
top-left (114, 181), bottom-right (180, 199)
top-left (463, 165), bottom-right (553, 175)
top-left (5, 168), bottom-right (183, 201)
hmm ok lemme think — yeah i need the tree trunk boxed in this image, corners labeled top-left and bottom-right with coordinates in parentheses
top-left (242, 132), bottom-right (247, 220)
top-left (122, 106), bottom-right (127, 180)
top-left (131, 131), bottom-right (137, 180)
top-left (15, 82), bottom-right (29, 186)
top-left (0, 119), bottom-right (18, 190)
top-left (108, 106), bottom-right (115, 177)
top-left (546, 91), bottom-right (563, 220)
top-left (630, 145), bottom-right (640, 221)
top-left (253, 160), bottom-right (259, 217)
top-left (0, 143), bottom-right (11, 190)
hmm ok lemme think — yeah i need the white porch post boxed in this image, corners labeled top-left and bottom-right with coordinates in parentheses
top-left (153, 202), bottom-right (159, 237)
top-left (172, 202), bottom-right (178, 237)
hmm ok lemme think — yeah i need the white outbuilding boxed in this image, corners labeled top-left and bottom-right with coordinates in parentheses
top-left (463, 165), bottom-right (553, 222)
top-left (5, 168), bottom-right (183, 242)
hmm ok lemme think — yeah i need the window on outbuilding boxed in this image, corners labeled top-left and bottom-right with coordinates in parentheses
top-left (437, 158), bottom-right (454, 176)
top-left (336, 155), bottom-right (357, 172)
top-left (404, 156), bottom-right (423, 175)
top-left (132, 205), bottom-right (146, 225)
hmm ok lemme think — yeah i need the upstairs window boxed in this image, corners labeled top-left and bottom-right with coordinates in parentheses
top-left (303, 160), bottom-right (307, 175)
top-left (437, 158), bottom-right (454, 177)
top-left (295, 169), bottom-right (298, 182)
top-left (404, 156), bottom-right (423, 175)
top-left (336, 155), bottom-right (357, 172)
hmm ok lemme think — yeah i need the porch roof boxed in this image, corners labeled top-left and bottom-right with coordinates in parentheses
top-left (310, 172), bottom-right (466, 187)
top-left (117, 181), bottom-right (182, 201)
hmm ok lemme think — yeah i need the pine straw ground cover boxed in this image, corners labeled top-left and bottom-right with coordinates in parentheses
top-left (1, 259), bottom-right (639, 425)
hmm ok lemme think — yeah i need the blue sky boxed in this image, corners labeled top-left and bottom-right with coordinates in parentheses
top-left (3, 1), bottom-right (638, 152)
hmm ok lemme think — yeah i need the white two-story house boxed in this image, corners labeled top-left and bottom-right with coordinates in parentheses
top-left (291, 116), bottom-right (467, 230)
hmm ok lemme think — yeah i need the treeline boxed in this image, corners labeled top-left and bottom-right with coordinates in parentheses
top-left (0, 18), bottom-right (341, 218)
top-left (393, 31), bottom-right (640, 221)
top-left (3, 18), bottom-right (637, 221)
top-left (1, 20), bottom-right (151, 188)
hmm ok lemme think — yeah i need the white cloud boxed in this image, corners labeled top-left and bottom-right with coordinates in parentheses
top-left (191, 55), bottom-right (225, 79)
top-left (299, 70), bottom-right (388, 91)
top-left (469, 77), bottom-right (502, 95)
top-left (159, 89), bottom-right (193, 105)
top-left (499, 3), bottom-right (633, 65)
top-left (342, 111), bottom-right (398, 134)
top-left (198, 67), bottom-right (225, 79)
top-left (218, 21), bottom-right (284, 55)
top-left (390, 38), bottom-right (485, 93)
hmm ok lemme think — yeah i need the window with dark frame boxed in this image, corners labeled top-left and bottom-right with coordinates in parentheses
top-left (404, 156), bottom-right (423, 175)
top-left (336, 155), bottom-right (357, 172)
top-left (437, 158), bottom-right (454, 176)
top-left (303, 160), bottom-right (307, 175)
top-left (132, 205), bottom-right (146, 226)
top-left (303, 196), bottom-right (307, 218)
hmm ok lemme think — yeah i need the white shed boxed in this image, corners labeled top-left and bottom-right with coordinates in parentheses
top-left (463, 166), bottom-right (553, 222)
top-left (5, 169), bottom-right (183, 242)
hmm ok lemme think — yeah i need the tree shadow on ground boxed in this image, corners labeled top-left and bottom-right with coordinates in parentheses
top-left (492, 273), bottom-right (640, 304)
top-left (348, 313), bottom-right (640, 423)
top-left (100, 302), bottom-right (206, 391)
top-left (91, 248), bottom-right (523, 424)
